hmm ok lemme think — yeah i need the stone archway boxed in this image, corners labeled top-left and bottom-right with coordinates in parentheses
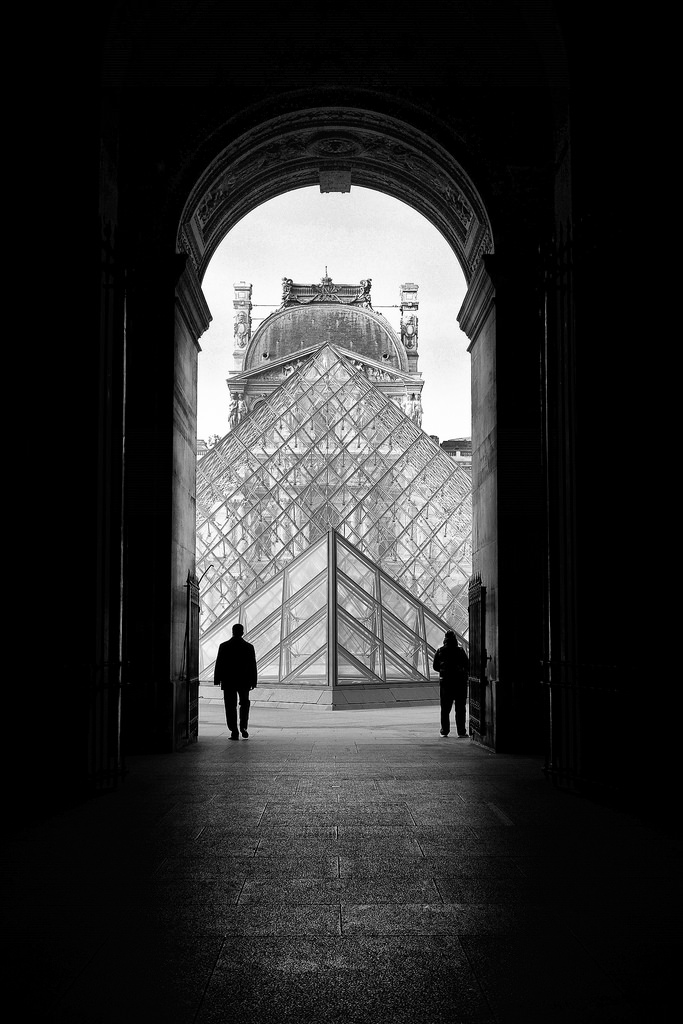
top-left (175, 108), bottom-right (493, 284)
top-left (109, 87), bottom-right (552, 760)
top-left (170, 105), bottom-right (517, 751)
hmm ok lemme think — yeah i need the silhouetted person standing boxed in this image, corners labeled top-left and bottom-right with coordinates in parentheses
top-left (214, 623), bottom-right (258, 740)
top-left (433, 629), bottom-right (469, 737)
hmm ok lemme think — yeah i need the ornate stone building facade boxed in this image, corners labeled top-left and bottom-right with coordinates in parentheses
top-left (226, 275), bottom-right (424, 425)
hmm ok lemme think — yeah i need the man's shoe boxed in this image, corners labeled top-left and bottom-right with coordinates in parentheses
top-left (230, 731), bottom-right (239, 740)
top-left (440, 729), bottom-right (449, 737)
top-left (457, 733), bottom-right (468, 738)
top-left (240, 729), bottom-right (249, 739)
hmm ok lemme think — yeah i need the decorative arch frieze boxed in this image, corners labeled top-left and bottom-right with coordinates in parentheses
top-left (177, 107), bottom-right (493, 283)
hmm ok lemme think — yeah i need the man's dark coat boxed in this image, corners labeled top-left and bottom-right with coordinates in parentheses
top-left (214, 635), bottom-right (258, 690)
top-left (433, 641), bottom-right (469, 690)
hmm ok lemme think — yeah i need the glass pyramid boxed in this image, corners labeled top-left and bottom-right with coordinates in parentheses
top-left (199, 529), bottom-right (468, 690)
top-left (196, 343), bottom-right (472, 683)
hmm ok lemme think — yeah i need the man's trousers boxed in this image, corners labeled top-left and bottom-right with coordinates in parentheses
top-left (439, 681), bottom-right (468, 736)
top-left (223, 687), bottom-right (251, 733)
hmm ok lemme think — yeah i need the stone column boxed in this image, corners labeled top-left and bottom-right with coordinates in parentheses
top-left (123, 253), bottom-right (211, 753)
top-left (458, 253), bottom-right (546, 753)
top-left (233, 280), bottom-right (252, 371)
top-left (458, 259), bottom-right (498, 749)
top-left (400, 282), bottom-right (419, 374)
top-left (172, 258), bottom-right (212, 746)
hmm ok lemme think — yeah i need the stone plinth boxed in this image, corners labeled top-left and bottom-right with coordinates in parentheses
top-left (199, 682), bottom-right (439, 711)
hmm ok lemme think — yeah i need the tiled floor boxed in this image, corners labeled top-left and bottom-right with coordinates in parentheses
top-left (3, 704), bottom-right (680, 1023)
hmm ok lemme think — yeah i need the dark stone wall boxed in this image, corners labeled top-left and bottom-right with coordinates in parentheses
top-left (12, 5), bottom-right (659, 821)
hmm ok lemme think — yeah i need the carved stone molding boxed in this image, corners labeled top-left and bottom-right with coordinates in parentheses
top-left (177, 108), bottom-right (493, 282)
top-left (306, 134), bottom-right (363, 158)
top-left (401, 314), bottom-right (418, 350)
top-left (174, 258), bottom-right (212, 345)
top-left (280, 275), bottom-right (373, 309)
top-left (457, 255), bottom-right (496, 349)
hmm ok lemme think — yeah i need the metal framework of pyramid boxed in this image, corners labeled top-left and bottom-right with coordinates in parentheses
top-left (199, 529), bottom-right (467, 706)
top-left (196, 343), bottom-right (472, 687)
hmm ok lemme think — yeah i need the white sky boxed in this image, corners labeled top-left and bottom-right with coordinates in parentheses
top-left (198, 186), bottom-right (471, 443)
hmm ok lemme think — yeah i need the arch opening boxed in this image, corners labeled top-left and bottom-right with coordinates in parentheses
top-left (176, 107), bottom-right (494, 284)
top-left (193, 185), bottom-right (475, 712)
top-left (198, 187), bottom-right (471, 445)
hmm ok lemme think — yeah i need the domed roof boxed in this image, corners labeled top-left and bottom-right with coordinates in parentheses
top-left (244, 276), bottom-right (408, 374)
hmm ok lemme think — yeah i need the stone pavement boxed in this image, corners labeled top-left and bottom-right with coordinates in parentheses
top-left (3, 704), bottom-right (680, 1023)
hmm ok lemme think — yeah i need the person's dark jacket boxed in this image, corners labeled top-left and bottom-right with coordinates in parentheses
top-left (214, 636), bottom-right (258, 691)
top-left (433, 641), bottom-right (469, 689)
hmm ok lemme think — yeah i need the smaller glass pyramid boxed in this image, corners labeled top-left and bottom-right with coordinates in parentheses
top-left (200, 529), bottom-right (468, 694)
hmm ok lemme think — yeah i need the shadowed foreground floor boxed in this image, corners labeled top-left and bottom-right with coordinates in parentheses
top-left (3, 705), bottom-right (680, 1023)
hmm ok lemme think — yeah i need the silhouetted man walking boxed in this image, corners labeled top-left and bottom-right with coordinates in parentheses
top-left (433, 629), bottom-right (469, 737)
top-left (214, 623), bottom-right (258, 740)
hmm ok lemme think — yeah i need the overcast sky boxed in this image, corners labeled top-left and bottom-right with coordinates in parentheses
top-left (198, 186), bottom-right (471, 443)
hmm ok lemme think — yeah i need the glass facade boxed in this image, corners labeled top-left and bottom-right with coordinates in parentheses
top-left (199, 529), bottom-right (467, 686)
top-left (196, 343), bottom-right (472, 682)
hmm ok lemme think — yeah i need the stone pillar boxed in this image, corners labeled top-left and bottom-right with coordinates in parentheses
top-left (172, 259), bottom-right (212, 747)
top-left (458, 254), bottom-right (546, 753)
top-left (123, 253), bottom-right (211, 753)
top-left (233, 281), bottom-right (252, 371)
top-left (458, 260), bottom-right (498, 749)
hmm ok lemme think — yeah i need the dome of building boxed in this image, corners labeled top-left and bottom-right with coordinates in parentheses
top-left (244, 276), bottom-right (407, 373)
top-left (227, 275), bottom-right (423, 423)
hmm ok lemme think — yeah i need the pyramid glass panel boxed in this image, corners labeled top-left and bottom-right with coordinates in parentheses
top-left (292, 655), bottom-right (328, 678)
top-left (286, 576), bottom-right (327, 626)
top-left (337, 544), bottom-right (378, 595)
top-left (380, 579), bottom-right (421, 630)
top-left (338, 610), bottom-right (383, 677)
top-left (337, 577), bottom-right (380, 630)
top-left (243, 576), bottom-right (282, 631)
top-left (281, 613), bottom-right (327, 677)
top-left (197, 344), bottom-right (471, 684)
top-left (337, 647), bottom-right (384, 683)
top-left (383, 645), bottom-right (425, 682)
top-left (382, 612), bottom-right (425, 672)
top-left (247, 614), bottom-right (284, 663)
top-left (286, 543), bottom-right (327, 594)
top-left (254, 646), bottom-right (281, 682)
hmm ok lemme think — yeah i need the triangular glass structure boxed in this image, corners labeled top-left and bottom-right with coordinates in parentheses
top-left (196, 343), bottom-right (471, 683)
top-left (198, 529), bottom-right (467, 691)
